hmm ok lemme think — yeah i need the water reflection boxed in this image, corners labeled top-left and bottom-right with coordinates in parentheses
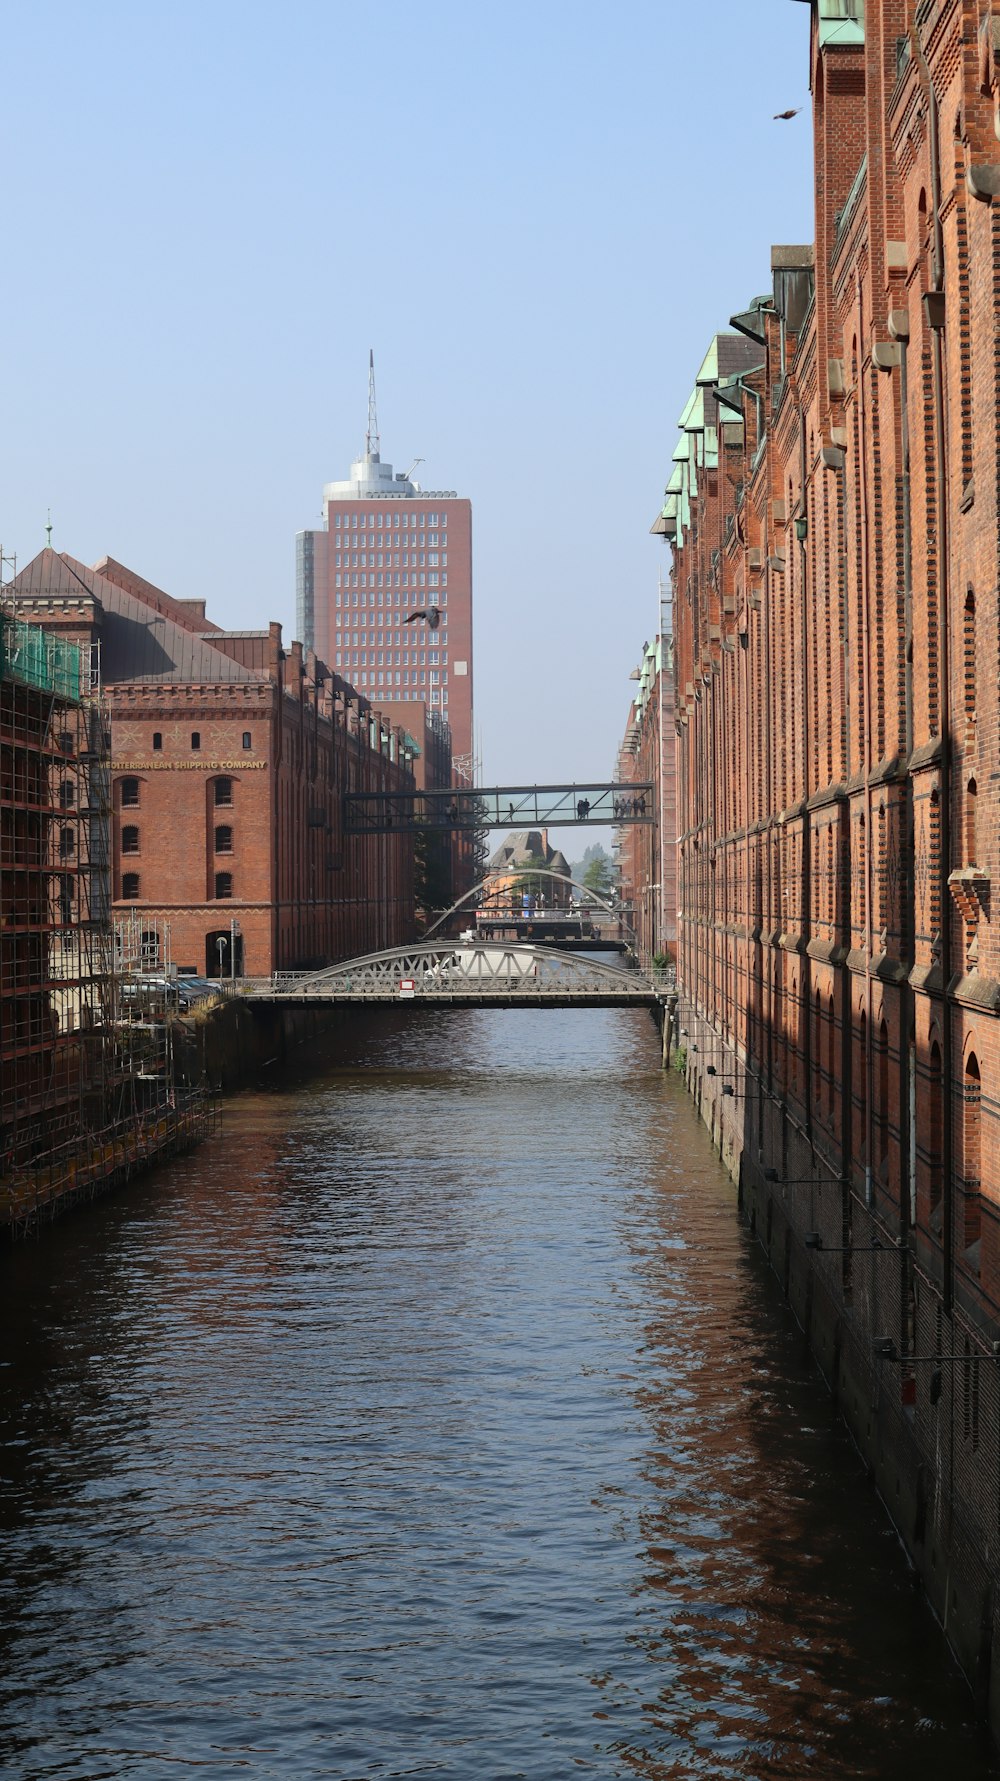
top-left (0, 1005), bottom-right (995, 1778)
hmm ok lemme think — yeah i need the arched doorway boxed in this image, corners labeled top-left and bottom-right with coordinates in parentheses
top-left (206, 929), bottom-right (244, 978)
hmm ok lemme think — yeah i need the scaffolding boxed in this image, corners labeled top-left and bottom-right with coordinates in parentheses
top-left (0, 607), bottom-right (210, 1232)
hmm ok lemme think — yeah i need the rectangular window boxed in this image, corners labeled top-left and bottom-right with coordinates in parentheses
top-left (191, 732), bottom-right (201, 750)
top-left (215, 871), bottom-right (233, 900)
top-left (242, 732), bottom-right (252, 749)
top-left (152, 732), bottom-right (162, 751)
top-left (122, 872), bottom-right (140, 900)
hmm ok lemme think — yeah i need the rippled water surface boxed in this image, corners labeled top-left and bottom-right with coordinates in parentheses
top-left (1, 1003), bottom-right (997, 1778)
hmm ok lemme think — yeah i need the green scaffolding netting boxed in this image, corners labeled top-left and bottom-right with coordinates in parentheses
top-left (0, 615), bottom-right (81, 702)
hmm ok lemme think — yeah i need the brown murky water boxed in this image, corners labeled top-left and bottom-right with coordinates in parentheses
top-left (1, 1001), bottom-right (996, 1778)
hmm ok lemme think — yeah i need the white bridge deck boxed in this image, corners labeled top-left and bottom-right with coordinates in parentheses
top-left (241, 943), bottom-right (673, 1008)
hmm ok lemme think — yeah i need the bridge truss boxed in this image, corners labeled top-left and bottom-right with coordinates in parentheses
top-left (343, 781), bottom-right (654, 834)
top-left (243, 942), bottom-right (669, 1008)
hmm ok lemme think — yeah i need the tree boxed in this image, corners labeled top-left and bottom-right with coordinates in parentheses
top-left (581, 848), bottom-right (614, 900)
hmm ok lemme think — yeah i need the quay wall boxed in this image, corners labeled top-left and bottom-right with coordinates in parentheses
top-left (679, 1030), bottom-right (1000, 1733)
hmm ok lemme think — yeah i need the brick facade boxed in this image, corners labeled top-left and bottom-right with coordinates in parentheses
top-left (615, 631), bottom-right (676, 961)
top-left (11, 551), bottom-right (415, 976)
top-left (662, 0), bottom-right (1000, 1729)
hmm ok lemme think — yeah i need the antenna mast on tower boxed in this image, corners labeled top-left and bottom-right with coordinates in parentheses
top-left (366, 349), bottom-right (380, 461)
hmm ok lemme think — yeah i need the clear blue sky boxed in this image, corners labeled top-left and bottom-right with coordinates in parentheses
top-left (1, 0), bottom-right (812, 792)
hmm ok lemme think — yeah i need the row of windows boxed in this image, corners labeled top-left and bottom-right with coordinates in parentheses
top-left (143, 733), bottom-right (253, 754)
top-left (120, 872), bottom-right (233, 901)
top-left (335, 630), bottom-right (449, 649)
top-left (347, 670), bottom-right (449, 701)
top-left (121, 824), bottom-right (233, 854)
top-left (334, 551), bottom-right (447, 568)
top-left (118, 776), bottom-right (235, 807)
top-left (332, 511), bottom-right (446, 529)
top-left (332, 659), bottom-right (448, 683)
top-left (334, 646), bottom-right (446, 666)
top-left (334, 572), bottom-right (447, 592)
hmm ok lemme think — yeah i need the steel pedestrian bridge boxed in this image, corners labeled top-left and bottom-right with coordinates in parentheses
top-left (344, 781), bottom-right (654, 834)
top-left (242, 942), bottom-right (672, 1009)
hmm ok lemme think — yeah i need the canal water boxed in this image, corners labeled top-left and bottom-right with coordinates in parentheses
top-left (1, 1002), bottom-right (997, 1779)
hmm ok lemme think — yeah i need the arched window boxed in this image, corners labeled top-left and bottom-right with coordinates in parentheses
top-left (215, 872), bottom-right (233, 900)
top-left (215, 824), bottom-right (233, 854)
top-left (152, 732), bottom-right (163, 751)
top-left (242, 731), bottom-right (252, 750)
top-left (121, 825), bottom-right (140, 855)
top-left (929, 788), bottom-right (942, 935)
top-left (191, 731), bottom-right (201, 751)
top-left (120, 777), bottom-right (140, 807)
top-left (964, 590), bottom-right (976, 741)
top-left (122, 872), bottom-right (140, 900)
top-left (964, 1053), bottom-right (982, 1253)
top-left (214, 777), bottom-right (233, 807)
top-left (827, 995), bottom-right (836, 1117)
top-left (967, 778), bottom-right (977, 866)
top-left (59, 780), bottom-right (75, 807)
top-left (59, 826), bottom-right (75, 857)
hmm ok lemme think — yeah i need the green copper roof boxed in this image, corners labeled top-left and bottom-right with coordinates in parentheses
top-left (818, 0), bottom-right (864, 48)
top-left (677, 387), bottom-right (699, 430)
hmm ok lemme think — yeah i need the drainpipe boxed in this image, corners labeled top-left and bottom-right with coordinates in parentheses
top-left (915, 25), bottom-right (954, 1311)
top-left (894, 302), bottom-right (916, 1257)
top-left (857, 270), bottom-right (876, 1218)
top-left (799, 411), bottom-right (813, 1143)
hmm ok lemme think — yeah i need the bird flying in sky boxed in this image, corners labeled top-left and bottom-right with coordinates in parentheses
top-left (404, 608), bottom-right (441, 630)
top-left (773, 108), bottom-right (801, 120)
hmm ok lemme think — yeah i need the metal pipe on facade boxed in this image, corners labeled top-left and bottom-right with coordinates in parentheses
top-left (798, 409), bottom-right (813, 1144)
top-left (915, 23), bottom-right (954, 1310)
top-left (856, 269), bottom-right (876, 1216)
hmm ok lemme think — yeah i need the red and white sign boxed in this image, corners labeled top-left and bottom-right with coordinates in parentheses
top-left (398, 979), bottom-right (416, 998)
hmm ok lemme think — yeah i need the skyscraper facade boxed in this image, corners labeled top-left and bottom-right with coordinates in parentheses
top-left (296, 362), bottom-right (474, 769)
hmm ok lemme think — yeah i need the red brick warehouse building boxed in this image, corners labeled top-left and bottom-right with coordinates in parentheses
top-left (11, 551), bottom-right (415, 977)
top-left (295, 357), bottom-right (474, 772)
top-left (661, 0), bottom-right (1000, 1726)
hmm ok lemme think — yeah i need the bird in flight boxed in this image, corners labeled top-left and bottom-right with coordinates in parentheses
top-left (404, 607), bottom-right (441, 630)
top-left (773, 108), bottom-right (801, 120)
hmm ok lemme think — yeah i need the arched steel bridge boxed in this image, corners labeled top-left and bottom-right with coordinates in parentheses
top-left (242, 942), bottom-right (673, 1008)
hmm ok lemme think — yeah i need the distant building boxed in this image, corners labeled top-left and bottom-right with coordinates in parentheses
top-left (11, 550), bottom-right (415, 976)
top-left (487, 829), bottom-right (571, 912)
top-left (296, 357), bottom-right (474, 769)
top-left (615, 627), bottom-right (676, 961)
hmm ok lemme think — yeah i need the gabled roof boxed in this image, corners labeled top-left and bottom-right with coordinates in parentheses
top-left (92, 556), bottom-right (224, 634)
top-left (11, 550), bottom-right (266, 686)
